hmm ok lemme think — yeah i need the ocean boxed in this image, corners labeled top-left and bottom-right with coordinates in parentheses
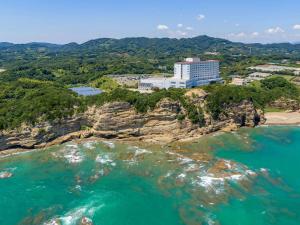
top-left (0, 126), bottom-right (299, 225)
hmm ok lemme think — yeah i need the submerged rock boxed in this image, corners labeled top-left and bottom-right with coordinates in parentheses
top-left (80, 217), bottom-right (93, 225)
top-left (0, 171), bottom-right (13, 179)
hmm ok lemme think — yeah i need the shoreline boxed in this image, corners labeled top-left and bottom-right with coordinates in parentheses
top-left (1, 112), bottom-right (300, 158)
top-left (264, 112), bottom-right (300, 125)
top-left (0, 129), bottom-right (222, 158)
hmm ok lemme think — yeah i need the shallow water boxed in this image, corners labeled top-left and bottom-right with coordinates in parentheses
top-left (0, 126), bottom-right (300, 225)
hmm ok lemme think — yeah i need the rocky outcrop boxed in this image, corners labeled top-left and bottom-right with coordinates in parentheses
top-left (268, 97), bottom-right (300, 111)
top-left (0, 97), bottom-right (264, 151)
top-left (0, 117), bottom-right (86, 150)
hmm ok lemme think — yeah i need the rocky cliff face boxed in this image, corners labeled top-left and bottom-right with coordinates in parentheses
top-left (268, 97), bottom-right (300, 111)
top-left (0, 97), bottom-right (264, 151)
top-left (0, 117), bottom-right (86, 150)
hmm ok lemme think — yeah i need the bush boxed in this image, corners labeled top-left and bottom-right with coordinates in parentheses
top-left (0, 79), bottom-right (83, 129)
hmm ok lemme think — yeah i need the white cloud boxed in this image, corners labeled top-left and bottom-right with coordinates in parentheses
top-left (197, 14), bottom-right (205, 21)
top-left (176, 30), bottom-right (187, 36)
top-left (177, 23), bottom-right (183, 28)
top-left (157, 24), bottom-right (169, 30)
top-left (236, 32), bottom-right (246, 37)
top-left (229, 32), bottom-right (260, 40)
top-left (186, 26), bottom-right (194, 31)
top-left (228, 32), bottom-right (247, 39)
top-left (265, 27), bottom-right (285, 34)
top-left (293, 24), bottom-right (300, 30)
top-left (235, 23), bottom-right (240, 27)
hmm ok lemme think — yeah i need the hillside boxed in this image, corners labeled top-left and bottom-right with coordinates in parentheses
top-left (1, 36), bottom-right (300, 84)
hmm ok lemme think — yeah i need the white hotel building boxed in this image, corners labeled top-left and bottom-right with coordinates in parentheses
top-left (139, 58), bottom-right (222, 90)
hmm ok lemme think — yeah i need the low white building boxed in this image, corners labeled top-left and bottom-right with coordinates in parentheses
top-left (231, 77), bottom-right (248, 86)
top-left (139, 58), bottom-right (221, 90)
top-left (249, 64), bottom-right (300, 75)
top-left (248, 72), bottom-right (272, 81)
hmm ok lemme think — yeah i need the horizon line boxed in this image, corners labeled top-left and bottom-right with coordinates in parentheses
top-left (0, 35), bottom-right (299, 46)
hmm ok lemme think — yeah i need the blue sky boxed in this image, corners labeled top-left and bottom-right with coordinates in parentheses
top-left (0, 0), bottom-right (300, 44)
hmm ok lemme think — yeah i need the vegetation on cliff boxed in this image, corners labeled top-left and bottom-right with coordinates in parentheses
top-left (0, 79), bottom-right (83, 130)
top-left (0, 76), bottom-right (298, 130)
top-left (91, 77), bottom-right (120, 92)
top-left (86, 88), bottom-right (205, 126)
top-left (204, 77), bottom-right (299, 119)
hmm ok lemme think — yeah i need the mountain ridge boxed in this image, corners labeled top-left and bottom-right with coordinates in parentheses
top-left (1, 35), bottom-right (300, 51)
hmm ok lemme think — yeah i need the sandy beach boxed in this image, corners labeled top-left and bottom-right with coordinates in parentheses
top-left (265, 112), bottom-right (300, 125)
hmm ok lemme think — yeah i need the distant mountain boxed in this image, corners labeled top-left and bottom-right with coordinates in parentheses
top-left (0, 42), bottom-right (14, 49)
top-left (1, 35), bottom-right (300, 55)
top-left (1, 35), bottom-right (300, 85)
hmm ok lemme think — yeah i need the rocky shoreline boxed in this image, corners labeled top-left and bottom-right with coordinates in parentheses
top-left (0, 91), bottom-right (265, 154)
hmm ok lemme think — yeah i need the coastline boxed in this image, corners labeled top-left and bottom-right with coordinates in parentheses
top-left (264, 112), bottom-right (300, 125)
top-left (0, 128), bottom-right (226, 158)
top-left (1, 111), bottom-right (300, 158)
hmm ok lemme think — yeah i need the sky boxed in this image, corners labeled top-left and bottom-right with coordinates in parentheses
top-left (0, 0), bottom-right (300, 44)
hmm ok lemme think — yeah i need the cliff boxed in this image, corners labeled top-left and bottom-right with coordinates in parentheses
top-left (268, 97), bottom-right (300, 111)
top-left (0, 95), bottom-right (264, 151)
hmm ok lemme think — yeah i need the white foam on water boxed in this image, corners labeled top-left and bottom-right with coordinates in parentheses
top-left (196, 175), bottom-right (225, 189)
top-left (184, 163), bottom-right (204, 173)
top-left (102, 141), bottom-right (115, 149)
top-left (224, 160), bottom-right (232, 169)
top-left (54, 143), bottom-right (85, 164)
top-left (229, 174), bottom-right (243, 180)
top-left (179, 157), bottom-right (194, 165)
top-left (128, 146), bottom-right (152, 157)
top-left (177, 173), bottom-right (187, 180)
top-left (0, 171), bottom-right (13, 179)
top-left (75, 185), bottom-right (82, 191)
top-left (96, 154), bottom-right (116, 167)
top-left (59, 206), bottom-right (86, 225)
top-left (260, 168), bottom-right (268, 173)
top-left (0, 149), bottom-right (37, 159)
top-left (44, 219), bottom-right (61, 225)
top-left (45, 200), bottom-right (104, 225)
top-left (167, 151), bottom-right (194, 165)
top-left (246, 169), bottom-right (256, 176)
top-left (205, 214), bottom-right (217, 225)
top-left (65, 144), bottom-right (78, 148)
top-left (164, 172), bottom-right (172, 178)
top-left (63, 149), bottom-right (84, 164)
top-left (82, 141), bottom-right (97, 150)
top-left (193, 169), bottom-right (253, 194)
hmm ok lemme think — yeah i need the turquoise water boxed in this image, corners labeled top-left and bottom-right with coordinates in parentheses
top-left (0, 126), bottom-right (300, 225)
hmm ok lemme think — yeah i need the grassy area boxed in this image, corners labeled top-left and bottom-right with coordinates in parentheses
top-left (264, 107), bottom-right (286, 113)
top-left (271, 74), bottom-right (295, 81)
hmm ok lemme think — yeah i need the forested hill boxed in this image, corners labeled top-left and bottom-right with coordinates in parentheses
top-left (1, 35), bottom-right (300, 84)
top-left (2, 35), bottom-right (300, 54)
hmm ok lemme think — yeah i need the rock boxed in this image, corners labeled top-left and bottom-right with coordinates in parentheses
top-left (0, 97), bottom-right (265, 151)
top-left (80, 217), bottom-right (93, 225)
top-left (221, 124), bottom-right (238, 132)
top-left (269, 97), bottom-right (300, 111)
top-left (0, 171), bottom-right (13, 179)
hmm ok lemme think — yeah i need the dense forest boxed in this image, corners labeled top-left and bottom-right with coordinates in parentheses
top-left (1, 36), bottom-right (300, 85)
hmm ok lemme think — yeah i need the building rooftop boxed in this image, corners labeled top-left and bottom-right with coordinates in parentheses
top-left (176, 60), bottom-right (219, 65)
top-left (70, 86), bottom-right (103, 96)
